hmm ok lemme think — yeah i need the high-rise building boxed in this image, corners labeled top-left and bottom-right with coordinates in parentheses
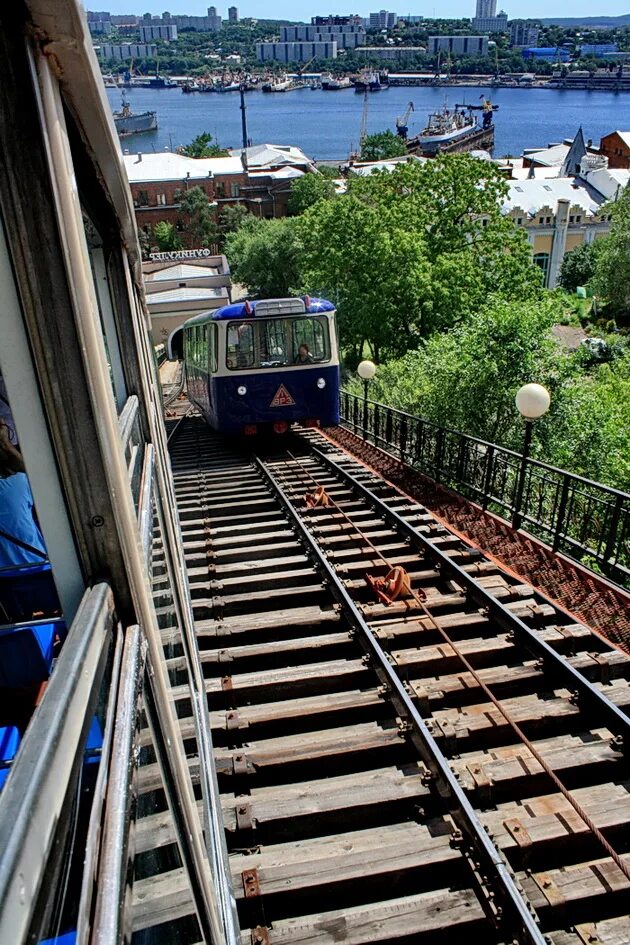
top-left (281, 24), bottom-right (365, 48)
top-left (140, 24), bottom-right (178, 41)
top-left (368, 10), bottom-right (397, 29)
top-left (312, 14), bottom-right (363, 25)
top-left (509, 21), bottom-right (540, 47)
top-left (472, 9), bottom-right (508, 32)
top-left (475, 0), bottom-right (496, 16)
top-left (428, 35), bottom-right (489, 55)
top-left (228, 6), bottom-right (239, 22)
top-left (256, 41), bottom-right (338, 61)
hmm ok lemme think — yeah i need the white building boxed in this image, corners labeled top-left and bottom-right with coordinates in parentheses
top-left (281, 25), bottom-right (365, 48)
top-left (139, 24), bottom-right (178, 41)
top-left (256, 41), bottom-right (338, 62)
top-left (357, 46), bottom-right (426, 60)
top-left (475, 0), bottom-right (496, 16)
top-left (472, 11), bottom-right (508, 32)
top-left (98, 43), bottom-right (157, 60)
top-left (368, 10), bottom-right (398, 29)
top-left (510, 21), bottom-right (540, 47)
top-left (428, 36), bottom-right (489, 56)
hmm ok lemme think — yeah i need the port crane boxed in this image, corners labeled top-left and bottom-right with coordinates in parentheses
top-left (395, 101), bottom-right (414, 138)
top-left (455, 98), bottom-right (499, 129)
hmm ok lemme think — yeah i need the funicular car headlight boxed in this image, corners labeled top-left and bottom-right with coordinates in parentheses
top-left (237, 385), bottom-right (247, 396)
top-left (316, 378), bottom-right (326, 389)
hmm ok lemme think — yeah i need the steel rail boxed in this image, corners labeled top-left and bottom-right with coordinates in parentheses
top-left (312, 446), bottom-right (630, 744)
top-left (278, 450), bottom-right (630, 879)
top-left (255, 456), bottom-right (547, 945)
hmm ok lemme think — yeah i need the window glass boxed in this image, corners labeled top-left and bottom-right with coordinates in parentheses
top-left (210, 324), bottom-right (218, 373)
top-left (226, 322), bottom-right (255, 369)
top-left (225, 317), bottom-right (331, 370)
top-left (292, 317), bottom-right (328, 361)
top-left (533, 253), bottom-right (550, 287)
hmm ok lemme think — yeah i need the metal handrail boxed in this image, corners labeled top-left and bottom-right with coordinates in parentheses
top-left (340, 389), bottom-right (630, 585)
top-left (0, 583), bottom-right (115, 944)
top-left (342, 390), bottom-right (629, 499)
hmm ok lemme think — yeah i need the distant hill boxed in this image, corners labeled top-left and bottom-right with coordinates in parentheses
top-left (539, 14), bottom-right (630, 26)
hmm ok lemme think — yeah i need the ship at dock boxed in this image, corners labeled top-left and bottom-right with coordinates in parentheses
top-left (112, 97), bottom-right (157, 137)
top-left (321, 74), bottom-right (352, 90)
top-left (354, 70), bottom-right (386, 92)
top-left (406, 100), bottom-right (497, 157)
top-left (262, 75), bottom-right (305, 92)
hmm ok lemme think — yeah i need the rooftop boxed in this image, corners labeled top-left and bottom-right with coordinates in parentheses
top-left (229, 143), bottom-right (315, 170)
top-left (146, 286), bottom-right (226, 304)
top-left (144, 263), bottom-right (222, 281)
top-left (504, 177), bottom-right (603, 216)
top-left (122, 151), bottom-right (243, 183)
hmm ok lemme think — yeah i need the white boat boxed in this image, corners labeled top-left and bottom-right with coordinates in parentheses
top-left (321, 75), bottom-right (351, 90)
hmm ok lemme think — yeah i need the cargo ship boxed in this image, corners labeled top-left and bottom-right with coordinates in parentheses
top-left (321, 75), bottom-right (352, 90)
top-left (406, 100), bottom-right (497, 156)
top-left (354, 70), bottom-right (384, 92)
top-left (113, 98), bottom-right (158, 137)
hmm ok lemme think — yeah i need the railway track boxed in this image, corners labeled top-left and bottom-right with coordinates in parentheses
top-left (133, 416), bottom-right (630, 945)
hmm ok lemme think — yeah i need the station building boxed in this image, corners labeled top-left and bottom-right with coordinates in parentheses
top-left (142, 256), bottom-right (232, 357)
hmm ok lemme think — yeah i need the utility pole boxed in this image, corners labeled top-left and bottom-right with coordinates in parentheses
top-left (239, 85), bottom-right (249, 153)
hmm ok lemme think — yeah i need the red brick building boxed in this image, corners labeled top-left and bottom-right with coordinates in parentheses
top-left (122, 144), bottom-right (316, 245)
top-left (599, 131), bottom-right (630, 169)
top-left (123, 152), bottom-right (247, 245)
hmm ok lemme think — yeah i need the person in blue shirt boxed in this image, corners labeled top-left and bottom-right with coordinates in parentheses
top-left (0, 423), bottom-right (47, 569)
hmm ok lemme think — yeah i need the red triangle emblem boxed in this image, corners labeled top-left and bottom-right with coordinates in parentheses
top-left (270, 384), bottom-right (295, 407)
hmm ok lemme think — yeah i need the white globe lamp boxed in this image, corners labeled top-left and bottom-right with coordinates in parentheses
top-left (515, 383), bottom-right (551, 420)
top-left (357, 360), bottom-right (377, 381)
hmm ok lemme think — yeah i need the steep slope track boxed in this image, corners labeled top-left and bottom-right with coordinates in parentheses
top-left (133, 416), bottom-right (630, 945)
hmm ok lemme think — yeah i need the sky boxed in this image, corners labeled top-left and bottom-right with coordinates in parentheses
top-left (87, 1), bottom-right (630, 21)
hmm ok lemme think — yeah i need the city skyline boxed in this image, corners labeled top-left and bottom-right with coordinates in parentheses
top-left (87, 1), bottom-right (630, 21)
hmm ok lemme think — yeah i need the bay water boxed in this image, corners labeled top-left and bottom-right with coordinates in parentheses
top-left (107, 84), bottom-right (630, 161)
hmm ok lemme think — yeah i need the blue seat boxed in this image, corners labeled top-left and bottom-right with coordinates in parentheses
top-left (84, 715), bottom-right (103, 766)
top-left (0, 726), bottom-right (19, 790)
top-left (39, 933), bottom-right (77, 945)
top-left (0, 620), bottom-right (63, 688)
top-left (0, 562), bottom-right (60, 622)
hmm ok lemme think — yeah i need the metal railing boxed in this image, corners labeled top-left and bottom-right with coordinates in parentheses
top-left (340, 390), bottom-right (630, 587)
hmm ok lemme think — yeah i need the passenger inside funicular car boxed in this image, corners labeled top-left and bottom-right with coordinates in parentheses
top-left (226, 315), bottom-right (330, 370)
top-left (0, 422), bottom-right (47, 570)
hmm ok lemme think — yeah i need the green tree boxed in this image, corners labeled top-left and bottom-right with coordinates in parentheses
top-left (357, 297), bottom-right (566, 447)
top-left (218, 204), bottom-right (254, 242)
top-left (359, 130), bottom-right (408, 161)
top-left (177, 186), bottom-right (218, 248)
top-left (287, 173), bottom-right (337, 216)
top-left (179, 131), bottom-right (228, 157)
top-left (225, 217), bottom-right (303, 298)
top-left (558, 241), bottom-right (601, 293)
top-left (297, 155), bottom-right (541, 355)
top-left (153, 220), bottom-right (182, 252)
top-left (593, 185), bottom-right (630, 315)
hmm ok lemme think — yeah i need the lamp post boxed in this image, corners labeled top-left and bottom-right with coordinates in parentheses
top-left (357, 360), bottom-right (376, 440)
top-left (512, 383), bottom-right (551, 530)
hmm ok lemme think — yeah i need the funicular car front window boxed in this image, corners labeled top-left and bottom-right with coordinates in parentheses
top-left (226, 317), bottom-right (330, 370)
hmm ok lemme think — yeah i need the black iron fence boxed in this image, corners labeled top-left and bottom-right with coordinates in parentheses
top-left (340, 389), bottom-right (630, 588)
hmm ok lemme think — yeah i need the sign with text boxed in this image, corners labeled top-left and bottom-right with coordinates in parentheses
top-left (149, 249), bottom-right (214, 262)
